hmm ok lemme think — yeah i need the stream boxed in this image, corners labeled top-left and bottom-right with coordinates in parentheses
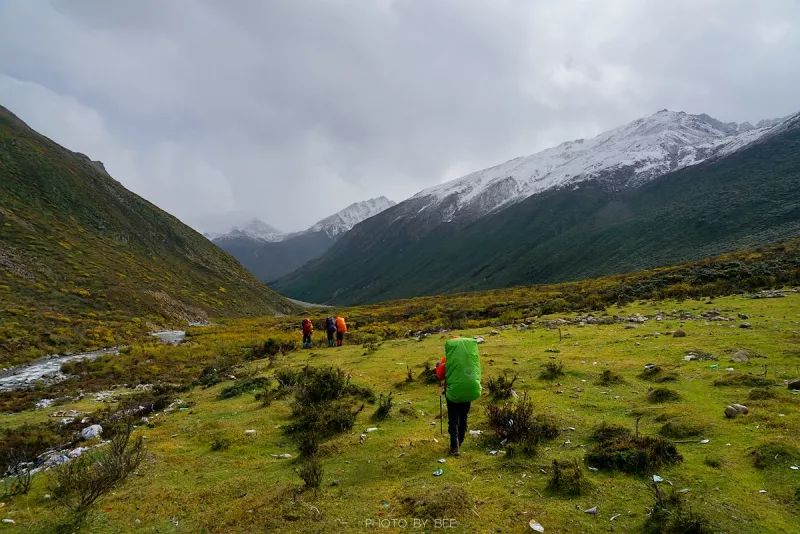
top-left (0, 330), bottom-right (186, 392)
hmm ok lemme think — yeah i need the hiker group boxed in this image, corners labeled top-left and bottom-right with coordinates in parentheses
top-left (301, 315), bottom-right (347, 348)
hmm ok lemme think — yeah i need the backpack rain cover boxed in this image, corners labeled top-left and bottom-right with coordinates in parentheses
top-left (444, 337), bottom-right (482, 402)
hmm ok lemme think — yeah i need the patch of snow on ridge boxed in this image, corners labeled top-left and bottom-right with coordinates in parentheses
top-left (411, 109), bottom-right (791, 220)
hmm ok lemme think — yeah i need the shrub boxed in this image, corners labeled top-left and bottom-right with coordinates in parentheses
top-left (295, 366), bottom-right (350, 404)
top-left (405, 366), bottom-right (414, 383)
top-left (297, 432), bottom-right (319, 458)
top-left (218, 377), bottom-right (270, 400)
top-left (286, 400), bottom-right (364, 440)
top-left (751, 442), bottom-right (800, 469)
top-left (586, 433), bottom-right (682, 474)
top-left (298, 458), bottom-right (323, 490)
top-left (590, 423), bottom-right (631, 443)
top-left (647, 388), bottom-right (681, 403)
top-left (713, 374), bottom-right (773, 387)
top-left (1, 451), bottom-right (32, 498)
top-left (539, 361), bottom-right (564, 380)
top-left (49, 419), bottom-right (145, 523)
top-left (486, 373), bottom-right (518, 400)
top-left (546, 459), bottom-right (588, 496)
top-left (210, 436), bottom-right (231, 452)
top-left (638, 366), bottom-right (678, 383)
top-left (362, 341), bottom-right (382, 355)
top-left (643, 484), bottom-right (712, 533)
top-left (596, 369), bottom-right (625, 385)
top-left (748, 388), bottom-right (776, 400)
top-left (373, 393), bottom-right (394, 421)
top-left (659, 421), bottom-right (704, 439)
top-left (418, 362), bottom-right (439, 384)
top-left (400, 485), bottom-right (473, 521)
top-left (485, 393), bottom-right (558, 455)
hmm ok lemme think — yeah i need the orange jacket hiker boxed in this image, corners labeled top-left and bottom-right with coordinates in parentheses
top-left (335, 316), bottom-right (347, 333)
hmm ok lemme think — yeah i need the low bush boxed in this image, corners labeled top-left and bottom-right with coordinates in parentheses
top-left (596, 369), bottom-right (625, 385)
top-left (590, 423), bottom-right (631, 443)
top-left (1, 451), bottom-right (32, 498)
top-left (418, 362), bottom-right (439, 384)
top-left (638, 366), bottom-right (678, 383)
top-left (210, 436), bottom-right (231, 452)
top-left (647, 388), bottom-right (681, 403)
top-left (298, 457), bottom-right (323, 490)
top-left (486, 393), bottom-right (558, 456)
top-left (546, 459), bottom-right (588, 496)
top-left (400, 485), bottom-right (473, 521)
top-left (751, 442), bottom-right (799, 469)
top-left (643, 484), bottom-right (712, 533)
top-left (486, 373), bottom-right (518, 400)
top-left (659, 421), bottom-right (704, 439)
top-left (748, 388), bottom-right (776, 400)
top-left (586, 431), bottom-right (682, 474)
top-left (218, 377), bottom-right (270, 400)
top-left (49, 419), bottom-right (145, 524)
top-left (539, 360), bottom-right (564, 380)
top-left (713, 374), bottom-right (773, 387)
top-left (373, 393), bottom-right (394, 421)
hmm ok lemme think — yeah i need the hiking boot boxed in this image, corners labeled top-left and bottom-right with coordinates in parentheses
top-left (449, 447), bottom-right (460, 457)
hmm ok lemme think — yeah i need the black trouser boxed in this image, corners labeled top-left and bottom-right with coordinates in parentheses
top-left (446, 399), bottom-right (471, 450)
top-left (303, 333), bottom-right (312, 345)
top-left (327, 331), bottom-right (335, 346)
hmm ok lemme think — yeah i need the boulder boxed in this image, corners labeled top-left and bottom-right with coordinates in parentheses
top-left (730, 350), bottom-right (749, 363)
top-left (739, 323), bottom-right (752, 329)
top-left (788, 379), bottom-right (800, 391)
top-left (724, 405), bottom-right (739, 418)
top-left (731, 404), bottom-right (749, 414)
top-left (80, 424), bottom-right (103, 440)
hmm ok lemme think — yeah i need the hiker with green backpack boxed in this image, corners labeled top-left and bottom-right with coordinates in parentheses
top-left (436, 337), bottom-right (482, 456)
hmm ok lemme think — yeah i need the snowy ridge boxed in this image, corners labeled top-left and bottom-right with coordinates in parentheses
top-left (213, 218), bottom-right (285, 242)
top-left (411, 110), bottom-right (791, 222)
top-left (308, 196), bottom-right (396, 238)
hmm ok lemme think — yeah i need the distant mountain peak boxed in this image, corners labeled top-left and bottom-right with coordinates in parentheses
top-left (411, 109), bottom-right (790, 223)
top-left (309, 196), bottom-right (396, 238)
top-left (211, 218), bottom-right (285, 243)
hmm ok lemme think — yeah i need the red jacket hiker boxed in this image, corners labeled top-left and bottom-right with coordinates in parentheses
top-left (301, 318), bottom-right (313, 348)
top-left (435, 356), bottom-right (446, 382)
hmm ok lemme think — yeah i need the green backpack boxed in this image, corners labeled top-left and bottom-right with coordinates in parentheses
top-left (444, 338), bottom-right (482, 402)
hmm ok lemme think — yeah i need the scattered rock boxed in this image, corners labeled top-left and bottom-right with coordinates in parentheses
top-left (468, 429), bottom-right (483, 436)
top-left (490, 330), bottom-right (500, 336)
top-left (672, 329), bottom-right (687, 338)
top-left (433, 468), bottom-right (443, 476)
top-left (366, 427), bottom-right (378, 433)
top-left (270, 453), bottom-right (292, 459)
top-left (724, 406), bottom-right (739, 418)
top-left (584, 506), bottom-right (598, 515)
top-left (244, 429), bottom-right (257, 436)
top-left (2, 519), bottom-right (15, 524)
top-left (474, 336), bottom-right (485, 344)
top-left (731, 403), bottom-right (749, 414)
top-left (738, 313), bottom-right (749, 320)
top-left (35, 398), bottom-right (55, 409)
top-left (80, 424), bottom-right (102, 440)
top-left (730, 350), bottom-right (749, 363)
top-left (739, 323), bottom-right (752, 329)
top-left (529, 519), bottom-right (545, 532)
top-left (788, 379), bottom-right (800, 391)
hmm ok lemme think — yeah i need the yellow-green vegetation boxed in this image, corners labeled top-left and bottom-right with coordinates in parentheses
top-left (1, 290), bottom-right (799, 532)
top-left (0, 105), bottom-right (298, 367)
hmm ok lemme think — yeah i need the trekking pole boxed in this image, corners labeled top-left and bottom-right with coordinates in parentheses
top-left (439, 392), bottom-right (443, 436)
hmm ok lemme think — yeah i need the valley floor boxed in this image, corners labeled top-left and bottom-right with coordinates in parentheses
top-left (2, 293), bottom-right (800, 533)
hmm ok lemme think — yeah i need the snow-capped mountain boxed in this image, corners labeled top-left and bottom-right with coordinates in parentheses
top-left (411, 110), bottom-right (789, 223)
top-left (308, 196), bottom-right (396, 238)
top-left (212, 196), bottom-right (395, 282)
top-left (212, 218), bottom-right (285, 243)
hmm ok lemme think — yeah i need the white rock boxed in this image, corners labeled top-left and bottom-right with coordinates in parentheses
top-left (366, 427), bottom-right (378, 433)
top-left (270, 453), bottom-right (292, 459)
top-left (244, 429), bottom-right (257, 435)
top-left (80, 424), bottom-right (103, 440)
top-left (2, 519), bottom-right (15, 524)
top-left (529, 519), bottom-right (545, 532)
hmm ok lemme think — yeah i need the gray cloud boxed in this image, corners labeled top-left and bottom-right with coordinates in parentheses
top-left (1, 0), bottom-right (798, 232)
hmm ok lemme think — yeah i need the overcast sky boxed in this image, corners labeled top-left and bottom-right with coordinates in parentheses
top-left (1, 1), bottom-right (798, 233)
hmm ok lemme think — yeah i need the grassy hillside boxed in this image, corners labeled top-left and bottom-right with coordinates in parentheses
top-left (0, 105), bottom-right (298, 366)
top-left (275, 116), bottom-right (800, 304)
top-left (2, 289), bottom-right (799, 532)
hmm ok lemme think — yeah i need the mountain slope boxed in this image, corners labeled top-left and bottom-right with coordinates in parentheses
top-left (213, 197), bottom-right (394, 281)
top-left (0, 105), bottom-right (298, 364)
top-left (274, 112), bottom-right (800, 304)
top-left (407, 110), bottom-right (784, 226)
